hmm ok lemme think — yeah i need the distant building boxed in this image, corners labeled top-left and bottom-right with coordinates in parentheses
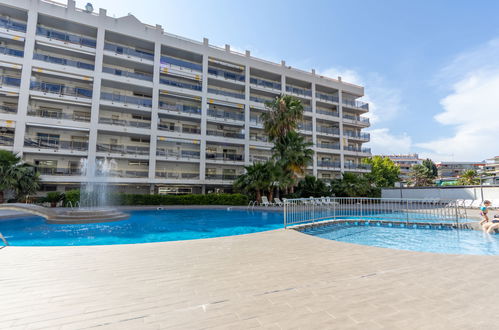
top-left (382, 154), bottom-right (422, 182)
top-left (436, 161), bottom-right (485, 185)
top-left (483, 156), bottom-right (499, 185)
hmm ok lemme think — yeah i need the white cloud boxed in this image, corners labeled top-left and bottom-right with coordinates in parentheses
top-left (366, 128), bottom-right (412, 155)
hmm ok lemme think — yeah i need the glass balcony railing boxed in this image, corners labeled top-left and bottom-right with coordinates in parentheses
top-left (250, 95), bottom-right (274, 104)
top-left (344, 163), bottom-right (371, 170)
top-left (206, 153), bottom-right (244, 162)
top-left (27, 108), bottom-right (90, 122)
top-left (156, 171), bottom-right (200, 179)
top-left (205, 174), bottom-right (239, 181)
top-left (30, 81), bottom-right (92, 98)
top-left (36, 167), bottom-right (82, 176)
top-left (102, 67), bottom-right (152, 81)
top-left (344, 132), bottom-right (370, 140)
top-left (160, 77), bottom-right (201, 91)
top-left (317, 126), bottom-right (340, 135)
top-left (37, 26), bottom-right (96, 48)
top-left (160, 56), bottom-right (202, 72)
top-left (316, 92), bottom-right (339, 103)
top-left (24, 137), bottom-right (89, 151)
top-left (206, 130), bottom-right (244, 139)
top-left (0, 134), bottom-right (14, 146)
top-left (0, 75), bottom-right (21, 87)
top-left (317, 143), bottom-right (340, 150)
top-left (123, 170), bottom-right (149, 178)
top-left (303, 106), bottom-right (312, 112)
top-left (158, 101), bottom-right (201, 115)
top-left (343, 114), bottom-right (370, 124)
top-left (207, 109), bottom-right (244, 121)
top-left (344, 146), bottom-right (371, 153)
top-left (0, 17), bottom-right (27, 32)
top-left (156, 149), bottom-right (200, 159)
top-left (0, 46), bottom-right (23, 57)
top-left (298, 123), bottom-right (312, 131)
top-left (0, 104), bottom-right (17, 113)
top-left (317, 161), bottom-right (341, 168)
top-left (96, 143), bottom-right (149, 155)
top-left (33, 53), bottom-right (94, 70)
top-left (249, 77), bottom-right (281, 90)
top-left (208, 67), bottom-right (245, 82)
top-left (342, 99), bottom-right (369, 110)
top-left (99, 117), bottom-right (150, 128)
top-left (249, 116), bottom-right (263, 125)
top-left (316, 109), bottom-right (339, 117)
top-left (104, 42), bottom-right (154, 61)
top-left (208, 88), bottom-right (244, 99)
top-left (249, 155), bottom-right (271, 163)
top-left (100, 92), bottom-right (152, 107)
top-left (250, 135), bottom-right (269, 142)
top-left (158, 124), bottom-right (201, 135)
top-left (285, 86), bottom-right (312, 97)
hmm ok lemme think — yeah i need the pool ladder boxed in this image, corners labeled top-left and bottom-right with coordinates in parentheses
top-left (0, 232), bottom-right (8, 247)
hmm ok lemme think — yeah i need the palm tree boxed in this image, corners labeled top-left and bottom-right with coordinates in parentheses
top-left (233, 161), bottom-right (274, 203)
top-left (408, 164), bottom-right (434, 187)
top-left (0, 150), bottom-right (40, 203)
top-left (457, 169), bottom-right (479, 185)
top-left (261, 95), bottom-right (304, 143)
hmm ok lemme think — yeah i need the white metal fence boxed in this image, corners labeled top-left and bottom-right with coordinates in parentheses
top-left (283, 197), bottom-right (467, 228)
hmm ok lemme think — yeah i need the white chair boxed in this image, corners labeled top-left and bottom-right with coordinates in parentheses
top-left (274, 198), bottom-right (283, 207)
top-left (261, 196), bottom-right (273, 207)
top-left (463, 199), bottom-right (474, 208)
top-left (470, 200), bottom-right (482, 208)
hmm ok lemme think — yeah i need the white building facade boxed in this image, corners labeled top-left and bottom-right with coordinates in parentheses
top-left (0, 0), bottom-right (371, 194)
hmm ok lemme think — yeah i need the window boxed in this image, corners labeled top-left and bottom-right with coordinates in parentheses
top-left (37, 133), bottom-right (59, 145)
top-left (130, 137), bottom-right (150, 143)
top-left (128, 160), bottom-right (149, 166)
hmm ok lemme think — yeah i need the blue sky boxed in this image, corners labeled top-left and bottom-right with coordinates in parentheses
top-left (76, 0), bottom-right (499, 161)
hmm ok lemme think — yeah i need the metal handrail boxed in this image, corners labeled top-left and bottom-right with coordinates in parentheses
top-left (0, 232), bottom-right (8, 246)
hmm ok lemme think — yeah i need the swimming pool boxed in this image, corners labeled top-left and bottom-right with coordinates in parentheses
top-left (0, 209), bottom-right (283, 246)
top-left (302, 222), bottom-right (499, 255)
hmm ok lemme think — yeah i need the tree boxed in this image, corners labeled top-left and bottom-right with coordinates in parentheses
top-left (330, 172), bottom-right (380, 197)
top-left (457, 169), bottom-right (480, 185)
top-left (408, 164), bottom-right (434, 187)
top-left (233, 161), bottom-right (275, 203)
top-left (363, 156), bottom-right (400, 187)
top-left (0, 150), bottom-right (40, 203)
top-left (422, 158), bottom-right (438, 178)
top-left (261, 95), bottom-right (304, 144)
top-left (295, 175), bottom-right (330, 198)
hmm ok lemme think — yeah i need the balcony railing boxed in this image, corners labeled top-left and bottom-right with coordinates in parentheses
top-left (0, 75), bottom-right (21, 87)
top-left (250, 95), bottom-right (275, 104)
top-left (24, 137), bottom-right (88, 151)
top-left (317, 143), bottom-right (340, 150)
top-left (158, 101), bottom-right (201, 115)
top-left (208, 88), bottom-right (244, 99)
top-left (0, 46), bottom-right (23, 57)
top-left (0, 104), bottom-right (17, 113)
top-left (206, 174), bottom-right (239, 181)
top-left (160, 56), bottom-right (202, 72)
top-left (344, 163), bottom-right (371, 170)
top-left (207, 109), bottom-right (244, 121)
top-left (208, 67), bottom-right (245, 82)
top-left (160, 77), bottom-right (201, 91)
top-left (156, 171), bottom-right (200, 179)
top-left (250, 135), bottom-right (269, 142)
top-left (249, 155), bottom-right (272, 163)
top-left (342, 99), bottom-right (369, 110)
top-left (317, 126), bottom-right (340, 135)
top-left (316, 109), bottom-right (339, 117)
top-left (343, 114), bottom-right (370, 124)
top-left (303, 106), bottom-right (312, 112)
top-left (104, 42), bottom-right (154, 61)
top-left (96, 143), bottom-right (149, 155)
top-left (100, 92), bottom-right (152, 107)
top-left (27, 108), bottom-right (90, 122)
top-left (317, 161), bottom-right (341, 168)
top-left (30, 81), bottom-right (92, 98)
top-left (158, 124), bottom-right (201, 134)
top-left (206, 153), bottom-right (244, 162)
top-left (298, 123), bottom-right (312, 131)
top-left (37, 26), bottom-right (96, 48)
top-left (156, 149), bottom-right (200, 159)
top-left (206, 130), bottom-right (244, 139)
top-left (316, 92), bottom-right (339, 103)
top-left (33, 53), bottom-right (94, 70)
top-left (102, 67), bottom-right (152, 81)
top-left (344, 146), bottom-right (371, 153)
top-left (36, 167), bottom-right (81, 176)
top-left (250, 116), bottom-right (263, 125)
top-left (344, 132), bottom-right (370, 140)
top-left (0, 17), bottom-right (27, 32)
top-left (99, 117), bottom-right (150, 129)
top-left (250, 77), bottom-right (281, 90)
top-left (0, 134), bottom-right (14, 146)
top-left (286, 85), bottom-right (312, 97)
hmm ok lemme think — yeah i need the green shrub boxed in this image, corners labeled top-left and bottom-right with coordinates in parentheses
top-left (63, 189), bottom-right (80, 207)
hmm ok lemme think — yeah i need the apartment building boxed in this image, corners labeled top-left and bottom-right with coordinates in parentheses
top-left (0, 0), bottom-right (371, 194)
top-left (483, 156), bottom-right (499, 185)
top-left (383, 154), bottom-right (422, 183)
top-left (436, 161), bottom-right (485, 185)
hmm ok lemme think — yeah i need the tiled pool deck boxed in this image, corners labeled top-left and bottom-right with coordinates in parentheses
top-left (1, 227), bottom-right (499, 329)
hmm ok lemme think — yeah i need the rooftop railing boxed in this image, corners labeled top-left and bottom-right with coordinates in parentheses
top-left (100, 92), bottom-right (152, 107)
top-left (30, 81), bottom-right (92, 98)
top-left (208, 67), bottom-right (245, 82)
top-left (102, 66), bottom-right (152, 81)
top-left (315, 92), bottom-right (339, 103)
top-left (37, 26), bottom-right (96, 48)
top-left (160, 77), bottom-right (201, 91)
top-left (160, 55), bottom-right (202, 72)
top-left (250, 77), bottom-right (281, 90)
top-left (158, 101), bottom-right (201, 115)
top-left (207, 87), bottom-right (244, 99)
top-left (206, 130), bottom-right (244, 139)
top-left (0, 17), bottom-right (27, 32)
top-left (0, 75), bottom-right (21, 87)
top-left (24, 137), bottom-right (88, 151)
top-left (0, 46), bottom-right (23, 57)
top-left (33, 53), bottom-right (94, 70)
top-left (104, 42), bottom-right (154, 61)
top-left (207, 109), bottom-right (244, 121)
top-left (99, 117), bottom-right (150, 129)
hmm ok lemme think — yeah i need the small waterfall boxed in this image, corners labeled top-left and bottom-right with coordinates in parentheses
top-left (80, 158), bottom-right (117, 209)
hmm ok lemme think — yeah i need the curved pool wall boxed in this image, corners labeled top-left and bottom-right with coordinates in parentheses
top-left (0, 209), bottom-right (283, 246)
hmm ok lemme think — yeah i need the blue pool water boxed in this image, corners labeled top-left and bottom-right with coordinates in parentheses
top-left (0, 209), bottom-right (283, 246)
top-left (304, 223), bottom-right (499, 255)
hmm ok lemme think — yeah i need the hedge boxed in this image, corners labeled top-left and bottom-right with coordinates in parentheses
top-left (63, 190), bottom-right (248, 206)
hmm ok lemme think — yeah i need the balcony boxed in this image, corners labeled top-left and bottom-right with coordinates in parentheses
top-left (250, 95), bottom-right (275, 104)
top-left (24, 137), bottom-right (88, 151)
top-left (208, 87), bottom-right (244, 100)
top-left (158, 100), bottom-right (201, 116)
top-left (30, 81), bottom-right (92, 99)
top-left (36, 167), bottom-right (82, 176)
top-left (316, 126), bottom-right (340, 136)
top-left (99, 117), bottom-right (150, 129)
top-left (0, 46), bottom-right (23, 58)
top-left (286, 85), bottom-right (312, 97)
top-left (250, 115), bottom-right (264, 126)
top-left (205, 174), bottom-right (239, 181)
top-left (160, 55), bottom-right (202, 72)
top-left (207, 109), bottom-right (244, 122)
top-left (249, 155), bottom-right (271, 163)
top-left (208, 67), bottom-right (245, 82)
top-left (206, 130), bottom-right (244, 139)
top-left (342, 99), bottom-right (369, 110)
top-left (105, 169), bottom-right (149, 178)
top-left (344, 163), bottom-right (371, 171)
top-left (317, 161), bottom-right (341, 168)
top-left (250, 134), bottom-right (269, 143)
top-left (343, 114), bottom-right (370, 125)
top-left (0, 17), bottom-right (26, 32)
top-left (156, 149), bottom-right (200, 160)
top-left (344, 146), bottom-right (371, 153)
top-left (344, 132), bottom-right (370, 140)
top-left (102, 67), bottom-right (152, 82)
top-left (316, 92), bottom-right (339, 103)
top-left (0, 75), bottom-right (21, 87)
top-left (27, 108), bottom-right (90, 122)
top-left (317, 143), bottom-right (340, 150)
top-left (104, 42), bottom-right (154, 62)
top-left (96, 143), bottom-right (149, 156)
top-left (158, 124), bottom-right (201, 135)
top-left (0, 104), bottom-right (17, 114)
top-left (156, 171), bottom-right (200, 180)
top-left (33, 53), bottom-right (94, 71)
top-left (250, 77), bottom-right (281, 91)
top-left (206, 153), bottom-right (244, 162)
top-left (37, 26), bottom-right (96, 48)
top-left (160, 77), bottom-right (201, 92)
top-left (0, 133), bottom-right (14, 146)
top-left (100, 92), bottom-right (152, 108)
top-left (316, 109), bottom-right (339, 117)
top-left (298, 123), bottom-right (312, 132)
